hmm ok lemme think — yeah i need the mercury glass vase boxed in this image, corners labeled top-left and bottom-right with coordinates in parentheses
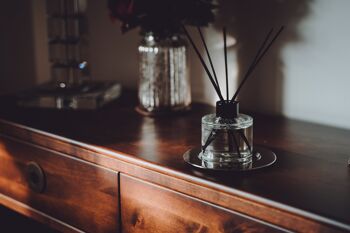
top-left (138, 32), bottom-right (191, 115)
top-left (200, 113), bottom-right (253, 169)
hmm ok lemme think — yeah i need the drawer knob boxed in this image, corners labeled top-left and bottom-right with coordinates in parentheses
top-left (26, 162), bottom-right (46, 193)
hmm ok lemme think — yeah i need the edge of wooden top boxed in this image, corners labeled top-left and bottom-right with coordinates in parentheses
top-left (0, 118), bottom-right (349, 232)
top-left (0, 194), bottom-right (83, 233)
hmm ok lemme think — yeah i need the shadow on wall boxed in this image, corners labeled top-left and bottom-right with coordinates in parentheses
top-left (215, 0), bottom-right (312, 114)
top-left (0, 0), bottom-right (36, 94)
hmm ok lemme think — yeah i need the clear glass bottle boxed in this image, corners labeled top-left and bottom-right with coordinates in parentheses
top-left (200, 101), bottom-right (253, 169)
top-left (46, 0), bottom-right (89, 89)
top-left (138, 32), bottom-right (191, 114)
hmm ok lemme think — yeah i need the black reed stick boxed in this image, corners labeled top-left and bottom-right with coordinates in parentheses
top-left (197, 27), bottom-right (222, 97)
top-left (231, 26), bottom-right (284, 102)
top-left (252, 28), bottom-right (274, 69)
top-left (202, 129), bottom-right (217, 152)
top-left (182, 25), bottom-right (225, 101)
top-left (228, 130), bottom-right (242, 157)
top-left (223, 28), bottom-right (229, 100)
top-left (238, 130), bottom-right (252, 153)
top-left (229, 28), bottom-right (273, 102)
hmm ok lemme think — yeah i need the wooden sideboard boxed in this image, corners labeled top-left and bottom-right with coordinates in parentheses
top-left (0, 91), bottom-right (349, 232)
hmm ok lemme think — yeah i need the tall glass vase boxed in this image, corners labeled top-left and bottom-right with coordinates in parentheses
top-left (17, 0), bottom-right (121, 110)
top-left (47, 0), bottom-right (89, 88)
top-left (137, 32), bottom-right (191, 115)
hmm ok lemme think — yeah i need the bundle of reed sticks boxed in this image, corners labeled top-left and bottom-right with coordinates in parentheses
top-left (182, 25), bottom-right (284, 108)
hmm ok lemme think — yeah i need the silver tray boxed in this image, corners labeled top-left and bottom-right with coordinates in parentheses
top-left (183, 146), bottom-right (276, 171)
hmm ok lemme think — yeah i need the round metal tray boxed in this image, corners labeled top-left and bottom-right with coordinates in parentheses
top-left (183, 146), bottom-right (276, 171)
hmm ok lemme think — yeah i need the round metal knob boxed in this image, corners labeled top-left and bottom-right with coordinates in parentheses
top-left (26, 162), bottom-right (46, 193)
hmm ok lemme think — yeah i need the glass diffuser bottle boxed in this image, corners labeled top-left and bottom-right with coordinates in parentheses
top-left (182, 26), bottom-right (283, 170)
top-left (200, 101), bottom-right (253, 169)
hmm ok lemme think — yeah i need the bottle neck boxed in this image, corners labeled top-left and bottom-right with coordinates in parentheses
top-left (216, 100), bottom-right (239, 119)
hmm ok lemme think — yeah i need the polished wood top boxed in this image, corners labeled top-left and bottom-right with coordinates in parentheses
top-left (0, 90), bottom-right (349, 231)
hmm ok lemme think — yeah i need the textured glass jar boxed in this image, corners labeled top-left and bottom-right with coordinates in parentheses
top-left (138, 32), bottom-right (191, 114)
top-left (200, 113), bottom-right (253, 168)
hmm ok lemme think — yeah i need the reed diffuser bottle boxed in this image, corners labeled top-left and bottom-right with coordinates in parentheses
top-left (183, 26), bottom-right (283, 170)
top-left (201, 101), bottom-right (253, 168)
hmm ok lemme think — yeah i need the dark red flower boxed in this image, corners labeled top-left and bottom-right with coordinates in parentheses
top-left (108, 0), bottom-right (135, 22)
top-left (108, 0), bottom-right (215, 34)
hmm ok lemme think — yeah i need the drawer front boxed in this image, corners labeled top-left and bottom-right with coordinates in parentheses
top-left (0, 136), bottom-right (119, 233)
top-left (120, 174), bottom-right (285, 233)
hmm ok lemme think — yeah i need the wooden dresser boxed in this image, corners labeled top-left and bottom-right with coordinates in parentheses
top-left (0, 91), bottom-right (349, 233)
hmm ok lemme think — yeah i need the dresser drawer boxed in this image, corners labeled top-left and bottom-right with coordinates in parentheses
top-left (0, 136), bottom-right (119, 233)
top-left (120, 174), bottom-right (285, 233)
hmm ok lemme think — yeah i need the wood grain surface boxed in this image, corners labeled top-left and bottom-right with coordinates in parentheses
top-left (0, 91), bottom-right (349, 232)
top-left (120, 174), bottom-right (286, 233)
top-left (0, 135), bottom-right (119, 233)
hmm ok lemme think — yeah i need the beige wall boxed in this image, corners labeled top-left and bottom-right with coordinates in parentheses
top-left (1, 0), bottom-right (349, 129)
top-left (86, 0), bottom-right (139, 88)
top-left (281, 0), bottom-right (350, 129)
